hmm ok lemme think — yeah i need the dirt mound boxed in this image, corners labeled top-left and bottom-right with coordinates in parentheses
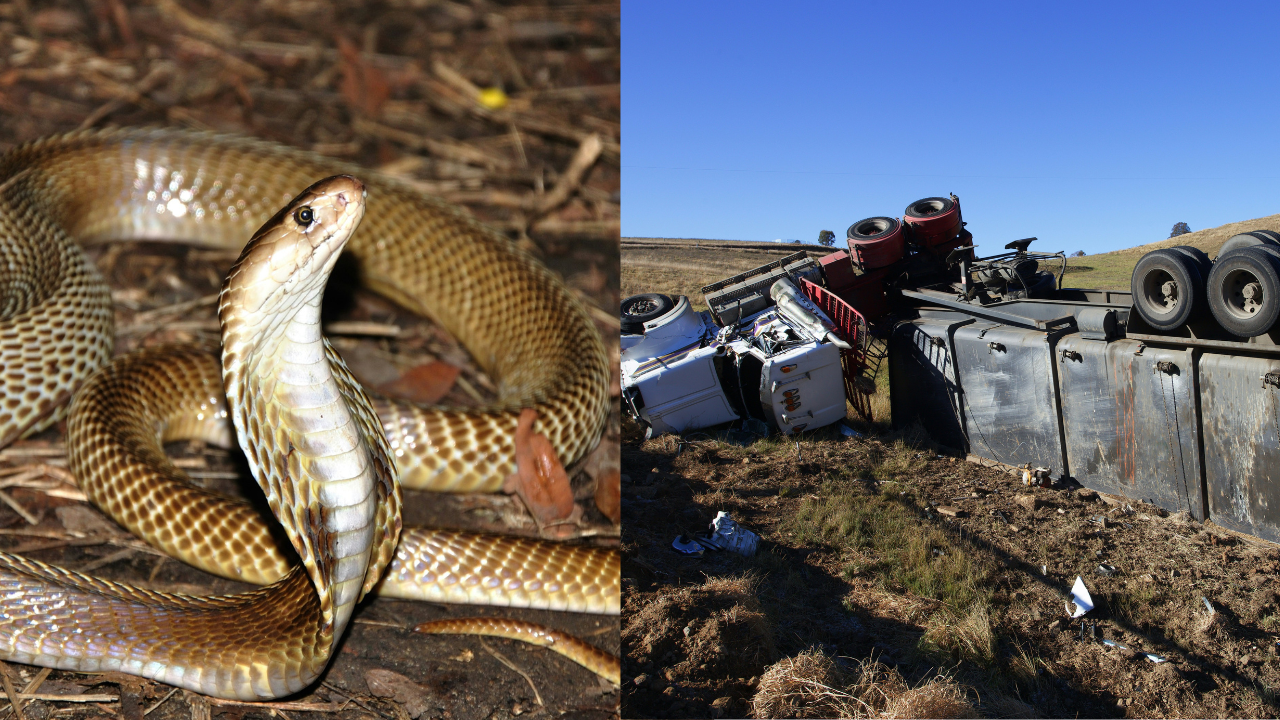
top-left (625, 572), bottom-right (776, 682)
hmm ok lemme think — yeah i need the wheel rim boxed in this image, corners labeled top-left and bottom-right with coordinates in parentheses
top-left (623, 298), bottom-right (659, 317)
top-left (1141, 268), bottom-right (1180, 317)
top-left (1221, 267), bottom-right (1265, 320)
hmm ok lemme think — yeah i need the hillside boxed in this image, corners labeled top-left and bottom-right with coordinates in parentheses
top-left (621, 237), bottom-right (832, 309)
top-left (1062, 213), bottom-right (1280, 290)
top-left (623, 214), bottom-right (1280, 302)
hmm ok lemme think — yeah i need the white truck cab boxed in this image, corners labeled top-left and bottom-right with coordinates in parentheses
top-left (621, 253), bottom-right (849, 437)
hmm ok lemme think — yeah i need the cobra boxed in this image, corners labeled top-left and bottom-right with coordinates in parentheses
top-left (0, 129), bottom-right (617, 699)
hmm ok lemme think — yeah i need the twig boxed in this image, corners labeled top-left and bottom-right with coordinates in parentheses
top-left (479, 639), bottom-right (543, 706)
top-left (323, 321), bottom-right (402, 338)
top-left (0, 490), bottom-right (39, 525)
top-left (203, 697), bottom-right (346, 713)
top-left (142, 687), bottom-right (179, 716)
top-left (77, 548), bottom-right (137, 573)
top-left (16, 694), bottom-right (117, 703)
top-left (127, 293), bottom-right (221, 325)
top-left (0, 663), bottom-right (26, 720)
top-left (531, 133), bottom-right (602, 215)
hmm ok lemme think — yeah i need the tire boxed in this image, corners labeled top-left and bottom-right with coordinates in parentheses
top-left (1207, 246), bottom-right (1280, 337)
top-left (1218, 231), bottom-right (1280, 258)
top-left (1004, 270), bottom-right (1056, 299)
top-left (848, 216), bottom-right (900, 241)
top-left (621, 293), bottom-right (675, 334)
top-left (904, 196), bottom-right (955, 219)
top-left (1168, 245), bottom-right (1211, 277)
top-left (1131, 249), bottom-right (1204, 331)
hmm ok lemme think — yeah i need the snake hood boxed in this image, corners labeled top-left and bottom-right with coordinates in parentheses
top-left (222, 174), bottom-right (366, 321)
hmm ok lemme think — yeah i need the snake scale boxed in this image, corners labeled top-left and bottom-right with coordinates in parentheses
top-left (0, 128), bottom-right (618, 699)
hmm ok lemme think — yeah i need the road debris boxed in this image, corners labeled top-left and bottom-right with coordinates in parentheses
top-left (1068, 576), bottom-right (1094, 618)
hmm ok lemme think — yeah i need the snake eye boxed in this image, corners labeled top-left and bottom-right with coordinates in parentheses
top-left (294, 206), bottom-right (314, 226)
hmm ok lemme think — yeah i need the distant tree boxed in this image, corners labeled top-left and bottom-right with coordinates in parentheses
top-left (818, 229), bottom-right (836, 247)
top-left (792, 239), bottom-right (802, 244)
top-left (1071, 250), bottom-right (1086, 257)
top-left (1170, 222), bottom-right (1192, 238)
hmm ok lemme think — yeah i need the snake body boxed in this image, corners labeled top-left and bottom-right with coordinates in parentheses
top-left (0, 130), bottom-right (617, 698)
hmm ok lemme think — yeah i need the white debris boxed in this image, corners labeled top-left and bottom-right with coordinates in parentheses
top-left (1067, 576), bottom-right (1094, 618)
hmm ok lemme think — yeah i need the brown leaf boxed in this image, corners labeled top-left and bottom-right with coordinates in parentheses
top-left (378, 361), bottom-right (460, 404)
top-left (504, 408), bottom-right (581, 529)
top-left (364, 669), bottom-right (436, 719)
top-left (56, 506), bottom-right (118, 536)
top-left (579, 428), bottom-right (619, 523)
top-left (594, 468), bottom-right (620, 524)
top-left (337, 35), bottom-right (390, 117)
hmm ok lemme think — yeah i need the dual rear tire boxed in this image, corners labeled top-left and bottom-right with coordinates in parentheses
top-left (1131, 236), bottom-right (1280, 337)
top-left (1130, 247), bottom-right (1209, 332)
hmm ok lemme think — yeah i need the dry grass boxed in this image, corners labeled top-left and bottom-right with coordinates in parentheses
top-left (621, 241), bottom-right (821, 309)
top-left (750, 649), bottom-right (977, 719)
top-left (919, 601), bottom-right (996, 667)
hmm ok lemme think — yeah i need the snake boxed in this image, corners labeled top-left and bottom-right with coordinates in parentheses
top-left (0, 129), bottom-right (618, 699)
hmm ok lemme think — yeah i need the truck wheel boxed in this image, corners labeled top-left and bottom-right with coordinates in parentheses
top-left (1207, 246), bottom-right (1280, 337)
top-left (1218, 231), bottom-right (1280, 258)
top-left (1131, 249), bottom-right (1204, 331)
top-left (621, 293), bottom-right (675, 334)
top-left (1168, 245), bottom-right (1211, 277)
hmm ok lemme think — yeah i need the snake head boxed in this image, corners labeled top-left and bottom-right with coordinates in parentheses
top-left (221, 174), bottom-right (367, 318)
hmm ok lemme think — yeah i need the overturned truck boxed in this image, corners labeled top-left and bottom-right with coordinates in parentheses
top-left (624, 195), bottom-right (1280, 544)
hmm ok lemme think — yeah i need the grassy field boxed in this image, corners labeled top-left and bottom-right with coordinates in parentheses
top-left (622, 239), bottom-right (831, 310)
top-left (1062, 212), bottom-right (1280, 290)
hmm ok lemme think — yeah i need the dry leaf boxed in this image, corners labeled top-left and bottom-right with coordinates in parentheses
top-left (56, 505), bottom-right (118, 536)
top-left (378, 361), bottom-right (461, 404)
top-left (364, 669), bottom-right (436, 719)
top-left (337, 35), bottom-right (390, 117)
top-left (503, 408), bottom-right (581, 530)
top-left (594, 468), bottom-right (620, 524)
top-left (579, 430), bottom-right (619, 523)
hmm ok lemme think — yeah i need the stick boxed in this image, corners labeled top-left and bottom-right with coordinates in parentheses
top-left (479, 639), bottom-right (543, 707)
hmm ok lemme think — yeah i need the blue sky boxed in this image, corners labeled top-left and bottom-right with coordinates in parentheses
top-left (622, 2), bottom-right (1280, 255)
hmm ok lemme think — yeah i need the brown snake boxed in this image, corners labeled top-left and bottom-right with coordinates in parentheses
top-left (0, 129), bottom-right (618, 699)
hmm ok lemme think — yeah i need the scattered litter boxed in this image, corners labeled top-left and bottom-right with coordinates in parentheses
top-left (682, 626), bottom-right (691, 638)
top-left (1068, 576), bottom-right (1094, 618)
top-left (935, 505), bottom-right (964, 518)
top-left (993, 510), bottom-right (1011, 525)
top-left (1021, 465), bottom-right (1053, 486)
top-left (1102, 639), bottom-right (1129, 650)
top-left (671, 535), bottom-right (704, 556)
top-left (1143, 653), bottom-right (1167, 664)
top-left (708, 511), bottom-right (759, 557)
top-left (1202, 597), bottom-right (1215, 615)
top-left (1096, 564), bottom-right (1117, 577)
top-left (1041, 564), bottom-right (1048, 575)
top-left (838, 423), bottom-right (865, 440)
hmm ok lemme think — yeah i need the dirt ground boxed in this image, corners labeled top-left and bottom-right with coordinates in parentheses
top-left (0, 1), bottom-right (619, 718)
top-left (621, 420), bottom-right (1280, 719)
